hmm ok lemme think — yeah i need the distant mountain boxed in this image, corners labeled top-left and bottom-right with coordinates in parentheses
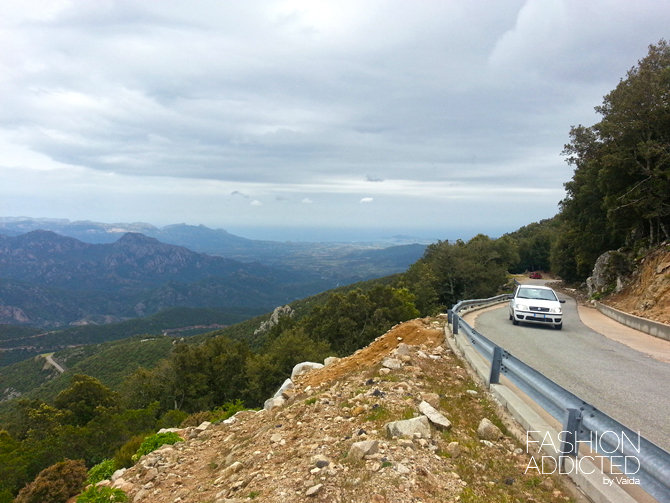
top-left (0, 217), bottom-right (428, 329)
top-left (0, 231), bottom-right (334, 327)
top-left (0, 216), bottom-right (428, 266)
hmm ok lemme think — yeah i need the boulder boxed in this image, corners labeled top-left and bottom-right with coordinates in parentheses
top-left (306, 484), bottom-right (323, 497)
top-left (477, 418), bottom-right (502, 441)
top-left (254, 305), bottom-right (294, 336)
top-left (111, 468), bottom-right (126, 482)
top-left (381, 357), bottom-right (402, 370)
top-left (273, 378), bottom-right (294, 398)
top-left (291, 362), bottom-right (324, 380)
top-left (586, 250), bottom-right (629, 296)
top-left (446, 441), bottom-right (461, 458)
top-left (263, 396), bottom-right (286, 411)
top-left (394, 343), bottom-right (411, 356)
top-left (384, 416), bottom-right (431, 439)
top-left (418, 401), bottom-right (451, 431)
top-left (348, 440), bottom-right (379, 461)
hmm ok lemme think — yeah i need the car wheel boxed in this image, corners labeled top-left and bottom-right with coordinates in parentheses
top-left (555, 323), bottom-right (562, 330)
top-left (512, 317), bottom-right (519, 326)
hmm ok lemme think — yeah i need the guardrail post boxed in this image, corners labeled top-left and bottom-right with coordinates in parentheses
top-left (452, 314), bottom-right (459, 335)
top-left (489, 346), bottom-right (503, 386)
top-left (560, 408), bottom-right (582, 457)
top-left (447, 309), bottom-right (452, 324)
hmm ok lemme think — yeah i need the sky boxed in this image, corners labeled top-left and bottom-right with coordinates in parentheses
top-left (1, 1), bottom-right (669, 242)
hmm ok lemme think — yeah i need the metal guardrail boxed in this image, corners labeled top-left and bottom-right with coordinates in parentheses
top-left (448, 295), bottom-right (670, 503)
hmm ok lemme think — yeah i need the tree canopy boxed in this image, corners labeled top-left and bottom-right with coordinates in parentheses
top-left (555, 40), bottom-right (670, 280)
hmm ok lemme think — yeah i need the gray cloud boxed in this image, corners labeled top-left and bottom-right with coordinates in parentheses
top-left (1, 0), bottom-right (669, 240)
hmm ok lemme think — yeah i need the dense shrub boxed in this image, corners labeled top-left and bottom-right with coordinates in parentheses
top-left (86, 459), bottom-right (116, 485)
top-left (156, 409), bottom-right (189, 430)
top-left (211, 399), bottom-right (247, 423)
top-left (131, 432), bottom-right (182, 462)
top-left (179, 410), bottom-right (211, 428)
top-left (77, 485), bottom-right (128, 503)
top-left (14, 459), bottom-right (87, 503)
top-left (113, 435), bottom-right (147, 469)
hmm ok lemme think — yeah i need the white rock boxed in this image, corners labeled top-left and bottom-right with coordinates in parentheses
top-left (111, 468), bottom-right (126, 482)
top-left (263, 396), bottom-right (286, 411)
top-left (395, 343), bottom-right (411, 356)
top-left (291, 362), bottom-right (324, 379)
top-left (384, 416), bottom-right (431, 439)
top-left (195, 421), bottom-right (212, 431)
top-left (418, 401), bottom-right (452, 431)
top-left (273, 378), bottom-right (294, 398)
top-left (477, 418), bottom-right (502, 441)
top-left (348, 440), bottom-right (379, 461)
top-left (381, 357), bottom-right (402, 370)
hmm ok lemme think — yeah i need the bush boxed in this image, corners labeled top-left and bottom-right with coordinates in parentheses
top-left (179, 410), bottom-right (211, 428)
top-left (15, 459), bottom-right (87, 503)
top-left (86, 459), bottom-right (116, 485)
top-left (113, 435), bottom-right (147, 469)
top-left (77, 486), bottom-right (128, 503)
top-left (157, 409), bottom-right (189, 430)
top-left (211, 399), bottom-right (246, 423)
top-left (131, 432), bottom-right (182, 462)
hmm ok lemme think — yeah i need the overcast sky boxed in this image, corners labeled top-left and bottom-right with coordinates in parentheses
top-left (1, 1), bottom-right (668, 242)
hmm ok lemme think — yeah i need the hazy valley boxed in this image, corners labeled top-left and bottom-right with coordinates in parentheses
top-left (0, 219), bottom-right (426, 369)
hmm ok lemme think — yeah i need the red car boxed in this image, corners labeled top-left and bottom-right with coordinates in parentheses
top-left (529, 272), bottom-right (543, 279)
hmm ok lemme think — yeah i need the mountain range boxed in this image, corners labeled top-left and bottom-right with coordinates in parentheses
top-left (0, 230), bottom-right (331, 327)
top-left (0, 216), bottom-right (428, 263)
top-left (0, 225), bottom-right (426, 328)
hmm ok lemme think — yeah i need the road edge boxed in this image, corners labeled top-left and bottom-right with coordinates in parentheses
top-left (444, 306), bottom-right (639, 503)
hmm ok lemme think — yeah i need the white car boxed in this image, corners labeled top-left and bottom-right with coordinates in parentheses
top-left (509, 284), bottom-right (565, 330)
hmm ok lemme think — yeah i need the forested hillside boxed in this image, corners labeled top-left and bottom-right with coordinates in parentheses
top-left (552, 40), bottom-right (670, 281)
top-left (0, 230), bottom-right (334, 327)
top-left (0, 233), bottom-right (519, 502)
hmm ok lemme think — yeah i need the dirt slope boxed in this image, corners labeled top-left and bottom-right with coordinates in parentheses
top-left (97, 319), bottom-right (576, 503)
top-left (605, 247), bottom-right (670, 324)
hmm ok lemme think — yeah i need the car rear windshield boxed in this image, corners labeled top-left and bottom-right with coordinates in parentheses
top-left (517, 288), bottom-right (557, 301)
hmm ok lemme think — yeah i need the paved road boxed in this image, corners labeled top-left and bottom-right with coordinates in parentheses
top-left (45, 354), bottom-right (65, 373)
top-left (472, 290), bottom-right (670, 452)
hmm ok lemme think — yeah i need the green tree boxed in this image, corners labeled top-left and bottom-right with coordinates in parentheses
top-left (406, 234), bottom-right (516, 310)
top-left (301, 286), bottom-right (418, 355)
top-left (245, 326), bottom-right (331, 406)
top-left (0, 430), bottom-right (28, 497)
top-left (557, 40), bottom-right (670, 279)
top-left (54, 375), bottom-right (121, 427)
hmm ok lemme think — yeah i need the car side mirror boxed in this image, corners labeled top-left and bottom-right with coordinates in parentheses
top-left (559, 300), bottom-right (566, 304)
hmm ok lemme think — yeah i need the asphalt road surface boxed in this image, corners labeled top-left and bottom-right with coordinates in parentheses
top-left (472, 290), bottom-right (670, 452)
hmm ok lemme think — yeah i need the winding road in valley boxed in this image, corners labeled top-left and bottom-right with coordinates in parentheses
top-left (469, 283), bottom-right (670, 452)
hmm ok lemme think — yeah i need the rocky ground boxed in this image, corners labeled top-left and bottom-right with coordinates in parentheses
top-left (605, 247), bottom-right (670, 325)
top-left (94, 318), bottom-right (578, 503)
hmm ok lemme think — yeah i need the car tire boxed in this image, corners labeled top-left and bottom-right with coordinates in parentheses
top-left (512, 317), bottom-right (519, 326)
top-left (555, 323), bottom-right (562, 330)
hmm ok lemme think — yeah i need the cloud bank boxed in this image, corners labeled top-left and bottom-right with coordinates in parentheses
top-left (1, 0), bottom-right (668, 240)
